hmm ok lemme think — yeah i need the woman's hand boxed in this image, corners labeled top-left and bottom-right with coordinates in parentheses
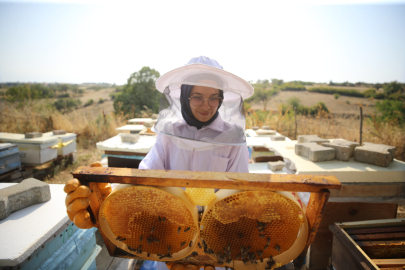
top-left (64, 161), bottom-right (112, 229)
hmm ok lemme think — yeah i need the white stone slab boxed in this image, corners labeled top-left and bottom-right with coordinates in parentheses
top-left (246, 133), bottom-right (292, 148)
top-left (127, 118), bottom-right (157, 124)
top-left (248, 162), bottom-right (287, 174)
top-left (0, 132), bottom-right (58, 145)
top-left (96, 134), bottom-right (156, 154)
top-left (272, 139), bottom-right (405, 184)
top-left (115, 125), bottom-right (145, 132)
top-left (43, 131), bottom-right (77, 143)
top-left (0, 183), bottom-right (69, 266)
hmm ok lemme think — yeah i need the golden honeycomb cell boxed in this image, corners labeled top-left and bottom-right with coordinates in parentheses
top-left (99, 185), bottom-right (199, 261)
top-left (185, 188), bottom-right (216, 206)
top-left (199, 190), bottom-right (308, 269)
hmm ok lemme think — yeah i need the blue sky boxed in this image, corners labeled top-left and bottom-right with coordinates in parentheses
top-left (0, 1), bottom-right (404, 85)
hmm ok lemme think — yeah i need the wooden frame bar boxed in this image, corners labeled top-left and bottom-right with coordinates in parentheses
top-left (72, 166), bottom-right (342, 268)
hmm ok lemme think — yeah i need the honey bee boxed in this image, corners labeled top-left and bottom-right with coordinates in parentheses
top-left (267, 237), bottom-right (271, 245)
top-left (238, 233), bottom-right (243, 238)
top-left (116, 236), bottom-right (122, 240)
top-left (180, 241), bottom-right (186, 247)
top-left (189, 241), bottom-right (193, 247)
top-left (184, 227), bottom-right (191, 232)
top-left (274, 244), bottom-right (280, 252)
top-left (198, 242), bottom-right (202, 248)
top-left (177, 227), bottom-right (181, 234)
top-left (154, 239), bottom-right (160, 243)
top-left (162, 217), bottom-right (166, 221)
top-left (168, 246), bottom-right (171, 253)
top-left (140, 235), bottom-right (143, 242)
top-left (226, 258), bottom-right (232, 264)
top-left (119, 238), bottom-right (126, 241)
top-left (147, 253), bottom-right (150, 257)
top-left (191, 251), bottom-right (198, 257)
top-left (256, 250), bottom-right (263, 257)
top-left (151, 227), bottom-right (155, 234)
top-left (263, 244), bottom-right (269, 250)
top-left (227, 243), bottom-right (231, 251)
top-left (158, 216), bottom-right (161, 221)
top-left (259, 234), bottom-right (265, 238)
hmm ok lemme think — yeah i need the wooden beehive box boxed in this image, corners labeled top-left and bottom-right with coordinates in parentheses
top-left (329, 218), bottom-right (405, 270)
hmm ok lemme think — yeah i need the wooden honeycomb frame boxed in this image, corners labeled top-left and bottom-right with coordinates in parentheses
top-left (72, 166), bottom-right (341, 268)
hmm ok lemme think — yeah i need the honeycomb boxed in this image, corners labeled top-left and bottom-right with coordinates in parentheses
top-left (185, 188), bottom-right (216, 206)
top-left (199, 190), bottom-right (307, 269)
top-left (99, 185), bottom-right (199, 261)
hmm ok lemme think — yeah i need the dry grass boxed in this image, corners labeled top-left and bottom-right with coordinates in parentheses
top-left (246, 108), bottom-right (405, 162)
top-left (0, 98), bottom-right (127, 184)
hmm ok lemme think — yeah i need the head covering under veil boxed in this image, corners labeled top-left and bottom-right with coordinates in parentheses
top-left (152, 56), bottom-right (254, 151)
top-left (180, 84), bottom-right (224, 130)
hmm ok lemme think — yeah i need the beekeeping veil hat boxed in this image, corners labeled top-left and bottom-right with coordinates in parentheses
top-left (153, 56), bottom-right (254, 151)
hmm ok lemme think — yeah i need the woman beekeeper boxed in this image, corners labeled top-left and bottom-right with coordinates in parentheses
top-left (139, 56), bottom-right (253, 172)
top-left (63, 56), bottom-right (254, 269)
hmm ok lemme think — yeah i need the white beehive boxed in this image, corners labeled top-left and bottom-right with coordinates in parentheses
top-left (0, 133), bottom-right (58, 165)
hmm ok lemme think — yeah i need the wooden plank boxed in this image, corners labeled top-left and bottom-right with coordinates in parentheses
top-left (330, 182), bottom-right (405, 198)
top-left (350, 232), bottom-right (405, 241)
top-left (372, 259), bottom-right (405, 268)
top-left (356, 240), bottom-right (405, 247)
top-left (309, 202), bottom-right (398, 270)
top-left (105, 151), bottom-right (147, 157)
top-left (253, 155), bottom-right (283, 163)
top-left (252, 146), bottom-right (271, 152)
top-left (293, 190), bottom-right (330, 268)
top-left (339, 218), bottom-right (405, 230)
top-left (331, 234), bottom-right (375, 270)
top-left (330, 224), bottom-right (378, 270)
top-left (346, 226), bottom-right (405, 235)
top-left (72, 166), bottom-right (341, 192)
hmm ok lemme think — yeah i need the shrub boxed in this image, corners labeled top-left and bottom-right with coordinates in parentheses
top-left (78, 89), bottom-right (85, 94)
top-left (53, 98), bottom-right (81, 113)
top-left (375, 99), bottom-right (405, 124)
top-left (58, 93), bottom-right (70, 98)
top-left (346, 100), bottom-right (350, 105)
top-left (334, 93), bottom-right (340, 99)
top-left (84, 99), bottom-right (94, 107)
top-left (98, 98), bottom-right (104, 104)
top-left (279, 82), bottom-right (306, 91)
top-left (308, 87), bottom-right (364, 98)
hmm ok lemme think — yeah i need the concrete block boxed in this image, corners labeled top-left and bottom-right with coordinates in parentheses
top-left (268, 160), bottom-right (285, 171)
top-left (252, 126), bottom-right (259, 131)
top-left (354, 142), bottom-right (397, 167)
top-left (297, 135), bottom-right (330, 145)
top-left (52, 130), bottom-right (67, 135)
top-left (143, 121), bottom-right (154, 128)
top-left (24, 132), bottom-right (43, 139)
top-left (295, 142), bottom-right (335, 162)
top-left (322, 139), bottom-right (360, 161)
top-left (269, 135), bottom-right (286, 141)
top-left (120, 133), bottom-right (140, 143)
top-left (256, 129), bottom-right (276, 135)
top-left (151, 114), bottom-right (159, 119)
top-left (0, 178), bottom-right (51, 220)
top-left (261, 126), bottom-right (271, 130)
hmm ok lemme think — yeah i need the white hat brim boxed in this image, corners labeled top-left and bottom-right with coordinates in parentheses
top-left (155, 63), bottom-right (254, 100)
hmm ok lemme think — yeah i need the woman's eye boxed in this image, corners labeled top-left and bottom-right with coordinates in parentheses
top-left (209, 98), bottom-right (219, 101)
top-left (192, 96), bottom-right (203, 101)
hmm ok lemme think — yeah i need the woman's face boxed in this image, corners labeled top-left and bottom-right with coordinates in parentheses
top-left (189, 85), bottom-right (220, 122)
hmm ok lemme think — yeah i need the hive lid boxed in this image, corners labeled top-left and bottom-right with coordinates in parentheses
top-left (0, 132), bottom-right (58, 145)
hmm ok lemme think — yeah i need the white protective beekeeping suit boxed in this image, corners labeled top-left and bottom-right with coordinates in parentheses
top-left (139, 56), bottom-right (254, 173)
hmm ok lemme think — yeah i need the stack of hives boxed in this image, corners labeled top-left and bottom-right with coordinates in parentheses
top-left (99, 186), bottom-right (308, 269)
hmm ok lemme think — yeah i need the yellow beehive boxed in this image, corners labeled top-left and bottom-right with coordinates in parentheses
top-left (199, 190), bottom-right (308, 269)
top-left (99, 185), bottom-right (199, 261)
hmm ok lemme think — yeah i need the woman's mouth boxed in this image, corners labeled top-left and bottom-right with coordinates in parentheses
top-left (198, 112), bottom-right (210, 116)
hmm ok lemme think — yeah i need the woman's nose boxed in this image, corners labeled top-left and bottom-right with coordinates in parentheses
top-left (200, 99), bottom-right (210, 109)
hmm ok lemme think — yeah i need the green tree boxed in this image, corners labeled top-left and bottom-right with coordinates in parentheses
top-left (375, 99), bottom-right (405, 124)
top-left (271, 79), bottom-right (284, 86)
top-left (251, 87), bottom-right (278, 111)
top-left (113, 67), bottom-right (161, 117)
top-left (383, 81), bottom-right (404, 96)
top-left (59, 84), bottom-right (69, 94)
top-left (53, 98), bottom-right (82, 113)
